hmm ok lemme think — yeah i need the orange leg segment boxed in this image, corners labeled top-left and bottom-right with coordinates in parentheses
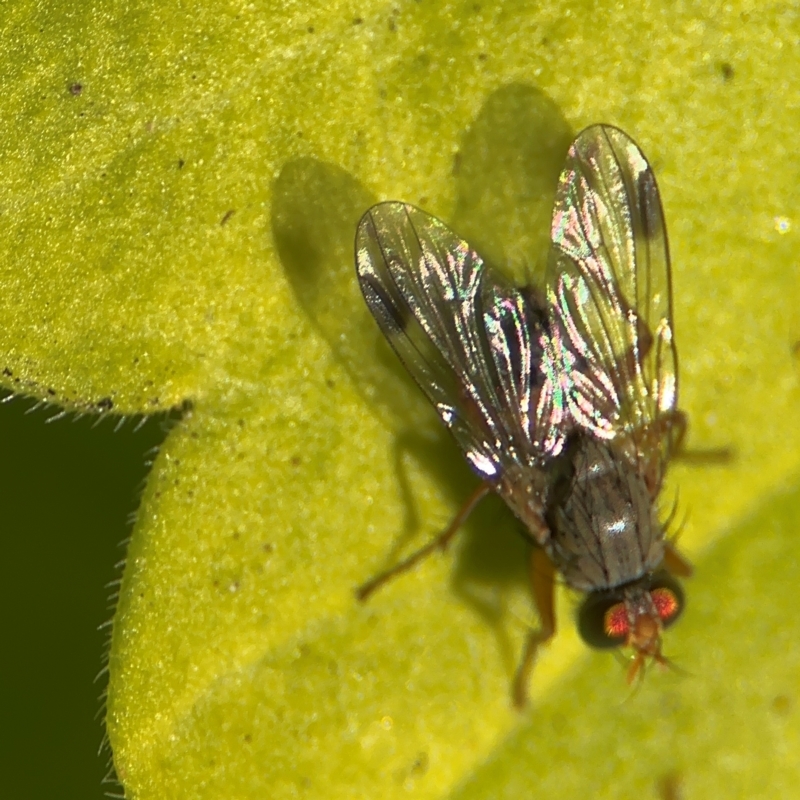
top-left (659, 409), bottom-right (733, 463)
top-left (355, 482), bottom-right (493, 601)
top-left (512, 546), bottom-right (557, 709)
top-left (663, 540), bottom-right (693, 578)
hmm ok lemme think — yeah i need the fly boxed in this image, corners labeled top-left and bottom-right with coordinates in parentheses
top-left (354, 124), bottom-right (694, 706)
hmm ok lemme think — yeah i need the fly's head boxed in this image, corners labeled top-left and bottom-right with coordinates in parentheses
top-left (577, 571), bottom-right (685, 682)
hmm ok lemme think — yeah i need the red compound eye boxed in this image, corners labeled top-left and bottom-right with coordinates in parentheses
top-left (578, 591), bottom-right (628, 649)
top-left (652, 587), bottom-right (681, 623)
top-left (603, 603), bottom-right (629, 640)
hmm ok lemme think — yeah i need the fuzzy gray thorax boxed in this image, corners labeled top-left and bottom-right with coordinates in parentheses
top-left (546, 435), bottom-right (665, 593)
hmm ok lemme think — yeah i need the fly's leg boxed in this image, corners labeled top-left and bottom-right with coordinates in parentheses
top-left (646, 409), bottom-right (733, 462)
top-left (512, 545), bottom-right (556, 709)
top-left (614, 308), bottom-right (730, 465)
top-left (637, 409), bottom-right (732, 494)
top-left (663, 540), bottom-right (693, 578)
top-left (634, 408), bottom-right (686, 460)
top-left (611, 303), bottom-right (731, 466)
top-left (663, 408), bottom-right (686, 454)
top-left (673, 445), bottom-right (733, 464)
top-left (355, 482), bottom-right (493, 601)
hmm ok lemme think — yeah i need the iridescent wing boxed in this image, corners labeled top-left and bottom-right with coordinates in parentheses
top-left (545, 125), bottom-right (677, 449)
top-left (356, 202), bottom-right (563, 482)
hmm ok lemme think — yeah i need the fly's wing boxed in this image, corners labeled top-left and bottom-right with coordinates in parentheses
top-left (356, 202), bottom-right (561, 482)
top-left (545, 125), bottom-right (677, 456)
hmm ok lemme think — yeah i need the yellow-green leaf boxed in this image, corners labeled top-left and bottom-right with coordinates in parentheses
top-left (2, 1), bottom-right (799, 798)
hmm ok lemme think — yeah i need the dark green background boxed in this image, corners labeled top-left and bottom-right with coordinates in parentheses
top-left (0, 397), bottom-right (168, 799)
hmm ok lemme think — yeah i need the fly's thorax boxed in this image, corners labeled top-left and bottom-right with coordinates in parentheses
top-left (545, 435), bottom-right (665, 592)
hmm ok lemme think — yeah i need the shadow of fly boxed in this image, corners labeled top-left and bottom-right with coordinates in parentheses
top-left (354, 124), bottom-right (701, 707)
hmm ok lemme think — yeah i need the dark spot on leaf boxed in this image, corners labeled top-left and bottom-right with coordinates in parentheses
top-left (307, 25), bottom-right (314, 33)
top-left (178, 159), bottom-right (185, 169)
top-left (69, 82), bottom-right (83, 96)
top-left (244, 734), bottom-right (252, 743)
top-left (388, 18), bottom-right (396, 31)
top-left (97, 397), bottom-right (114, 411)
top-left (233, 531), bottom-right (240, 540)
top-left (720, 62), bottom-right (734, 81)
top-left (221, 209), bottom-right (236, 225)
top-left (452, 151), bottom-right (461, 175)
top-left (325, 378), bottom-right (335, 388)
top-left (47, 388), bottom-right (56, 396)
top-left (290, 455), bottom-right (301, 466)
top-left (657, 771), bottom-right (683, 800)
top-left (263, 542), bottom-right (274, 553)
top-left (411, 752), bottom-right (429, 775)
top-left (478, 52), bottom-right (488, 61)
top-left (2, 367), bottom-right (12, 376)
top-left (353, 16), bottom-right (363, 24)
top-left (772, 693), bottom-right (792, 715)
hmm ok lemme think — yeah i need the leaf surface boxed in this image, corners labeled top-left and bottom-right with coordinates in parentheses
top-left (1, 2), bottom-right (798, 798)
